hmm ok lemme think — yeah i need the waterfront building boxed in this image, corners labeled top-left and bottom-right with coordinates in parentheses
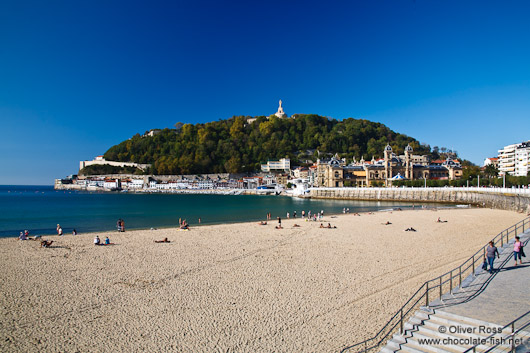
top-left (498, 141), bottom-right (530, 176)
top-left (315, 144), bottom-right (462, 187)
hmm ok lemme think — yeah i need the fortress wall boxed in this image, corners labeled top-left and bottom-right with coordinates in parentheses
top-left (308, 188), bottom-right (530, 213)
top-left (80, 160), bottom-right (151, 171)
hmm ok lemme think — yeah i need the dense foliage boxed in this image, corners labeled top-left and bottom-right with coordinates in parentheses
top-left (103, 115), bottom-right (431, 175)
top-left (79, 165), bottom-right (143, 176)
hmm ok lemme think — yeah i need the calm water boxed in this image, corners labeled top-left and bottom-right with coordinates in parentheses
top-left (1, 185), bottom-right (439, 238)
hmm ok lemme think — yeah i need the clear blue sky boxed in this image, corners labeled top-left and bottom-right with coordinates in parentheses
top-left (1, 0), bottom-right (529, 185)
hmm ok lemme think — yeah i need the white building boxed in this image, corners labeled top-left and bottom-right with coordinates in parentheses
top-left (483, 157), bottom-right (499, 168)
top-left (129, 179), bottom-right (145, 189)
top-left (261, 158), bottom-right (290, 172)
top-left (498, 141), bottom-right (530, 176)
top-left (103, 179), bottom-right (120, 190)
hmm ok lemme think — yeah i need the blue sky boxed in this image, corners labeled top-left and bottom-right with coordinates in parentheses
top-left (1, 0), bottom-right (529, 185)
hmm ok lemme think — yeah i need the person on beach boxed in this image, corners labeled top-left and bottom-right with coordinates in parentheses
top-left (405, 227), bottom-right (417, 232)
top-left (72, 229), bottom-right (77, 236)
top-left (19, 232), bottom-right (27, 240)
top-left (383, 221), bottom-right (392, 225)
top-left (327, 223), bottom-right (336, 229)
top-left (486, 241), bottom-right (499, 274)
top-left (301, 210), bottom-right (305, 219)
top-left (293, 211), bottom-right (296, 218)
top-left (94, 236), bottom-right (101, 245)
top-left (155, 238), bottom-right (170, 243)
top-left (514, 236), bottom-right (523, 266)
top-left (320, 223), bottom-right (324, 228)
top-left (258, 221), bottom-right (267, 225)
top-left (105, 236), bottom-right (110, 245)
top-left (286, 212), bottom-right (290, 219)
top-left (56, 224), bottom-right (61, 235)
top-left (40, 240), bottom-right (53, 248)
top-left (277, 217), bottom-right (282, 227)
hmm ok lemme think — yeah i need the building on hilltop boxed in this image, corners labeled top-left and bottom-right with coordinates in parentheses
top-left (247, 100), bottom-right (289, 124)
top-left (79, 156), bottom-right (151, 172)
top-left (498, 141), bottom-right (530, 176)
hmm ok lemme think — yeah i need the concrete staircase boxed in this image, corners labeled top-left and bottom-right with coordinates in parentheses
top-left (379, 230), bottom-right (530, 353)
top-left (380, 307), bottom-right (530, 353)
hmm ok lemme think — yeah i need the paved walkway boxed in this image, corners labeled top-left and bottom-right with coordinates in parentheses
top-left (430, 229), bottom-right (530, 328)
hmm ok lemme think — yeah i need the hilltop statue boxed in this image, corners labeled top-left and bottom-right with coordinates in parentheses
top-left (275, 99), bottom-right (287, 118)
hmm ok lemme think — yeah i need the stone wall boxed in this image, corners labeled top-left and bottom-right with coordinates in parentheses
top-left (309, 187), bottom-right (530, 213)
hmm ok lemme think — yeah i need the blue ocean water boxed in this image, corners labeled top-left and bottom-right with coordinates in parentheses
top-left (0, 185), bottom-right (437, 238)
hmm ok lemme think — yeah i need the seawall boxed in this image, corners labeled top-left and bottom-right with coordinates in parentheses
top-left (309, 187), bottom-right (530, 213)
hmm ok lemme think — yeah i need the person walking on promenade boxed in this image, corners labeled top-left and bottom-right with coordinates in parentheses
top-left (486, 241), bottom-right (499, 274)
top-left (514, 236), bottom-right (523, 266)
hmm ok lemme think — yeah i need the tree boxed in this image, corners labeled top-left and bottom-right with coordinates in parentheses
top-left (483, 164), bottom-right (499, 178)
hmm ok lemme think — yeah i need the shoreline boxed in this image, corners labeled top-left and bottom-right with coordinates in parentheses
top-left (3, 203), bottom-right (464, 240)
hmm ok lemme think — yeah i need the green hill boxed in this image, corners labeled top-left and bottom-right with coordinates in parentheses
top-left (103, 114), bottom-right (431, 175)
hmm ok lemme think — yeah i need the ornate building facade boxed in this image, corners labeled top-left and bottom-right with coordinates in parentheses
top-left (315, 144), bottom-right (462, 187)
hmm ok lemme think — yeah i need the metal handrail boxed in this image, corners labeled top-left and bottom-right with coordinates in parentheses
top-left (463, 310), bottom-right (530, 353)
top-left (341, 217), bottom-right (530, 353)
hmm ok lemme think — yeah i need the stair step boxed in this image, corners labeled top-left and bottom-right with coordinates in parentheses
top-left (432, 310), bottom-right (503, 329)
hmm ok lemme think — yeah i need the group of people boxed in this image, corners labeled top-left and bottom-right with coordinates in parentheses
top-left (179, 219), bottom-right (189, 230)
top-left (319, 223), bottom-right (336, 229)
top-left (94, 235), bottom-right (112, 246)
top-left (484, 236), bottom-right (526, 274)
top-left (117, 219), bottom-right (125, 232)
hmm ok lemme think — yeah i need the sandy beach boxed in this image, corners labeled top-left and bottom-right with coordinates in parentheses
top-left (0, 207), bottom-right (524, 352)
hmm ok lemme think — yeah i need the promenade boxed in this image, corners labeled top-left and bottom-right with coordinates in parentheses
top-left (430, 229), bottom-right (530, 328)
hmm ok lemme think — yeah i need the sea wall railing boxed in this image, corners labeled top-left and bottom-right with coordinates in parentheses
top-left (340, 217), bottom-right (530, 353)
top-left (464, 310), bottom-right (530, 353)
top-left (313, 186), bottom-right (530, 196)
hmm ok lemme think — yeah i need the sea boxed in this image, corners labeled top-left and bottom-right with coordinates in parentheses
top-left (0, 185), bottom-right (444, 238)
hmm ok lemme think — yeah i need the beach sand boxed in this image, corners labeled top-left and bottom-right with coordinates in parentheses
top-left (0, 208), bottom-right (524, 352)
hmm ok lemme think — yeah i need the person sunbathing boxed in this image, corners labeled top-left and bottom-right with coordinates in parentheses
top-left (327, 223), bottom-right (336, 229)
top-left (258, 221), bottom-right (267, 225)
top-left (383, 221), bottom-right (392, 225)
top-left (40, 240), bottom-right (53, 248)
top-left (293, 224), bottom-right (300, 227)
top-left (437, 217), bottom-right (447, 223)
top-left (155, 237), bottom-right (169, 243)
top-left (275, 225), bottom-right (283, 229)
top-left (405, 227), bottom-right (417, 232)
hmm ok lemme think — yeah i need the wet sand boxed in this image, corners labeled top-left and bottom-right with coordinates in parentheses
top-left (0, 208), bottom-right (524, 352)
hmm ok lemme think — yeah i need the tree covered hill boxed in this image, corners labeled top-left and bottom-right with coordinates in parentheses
top-left (103, 114), bottom-right (431, 175)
